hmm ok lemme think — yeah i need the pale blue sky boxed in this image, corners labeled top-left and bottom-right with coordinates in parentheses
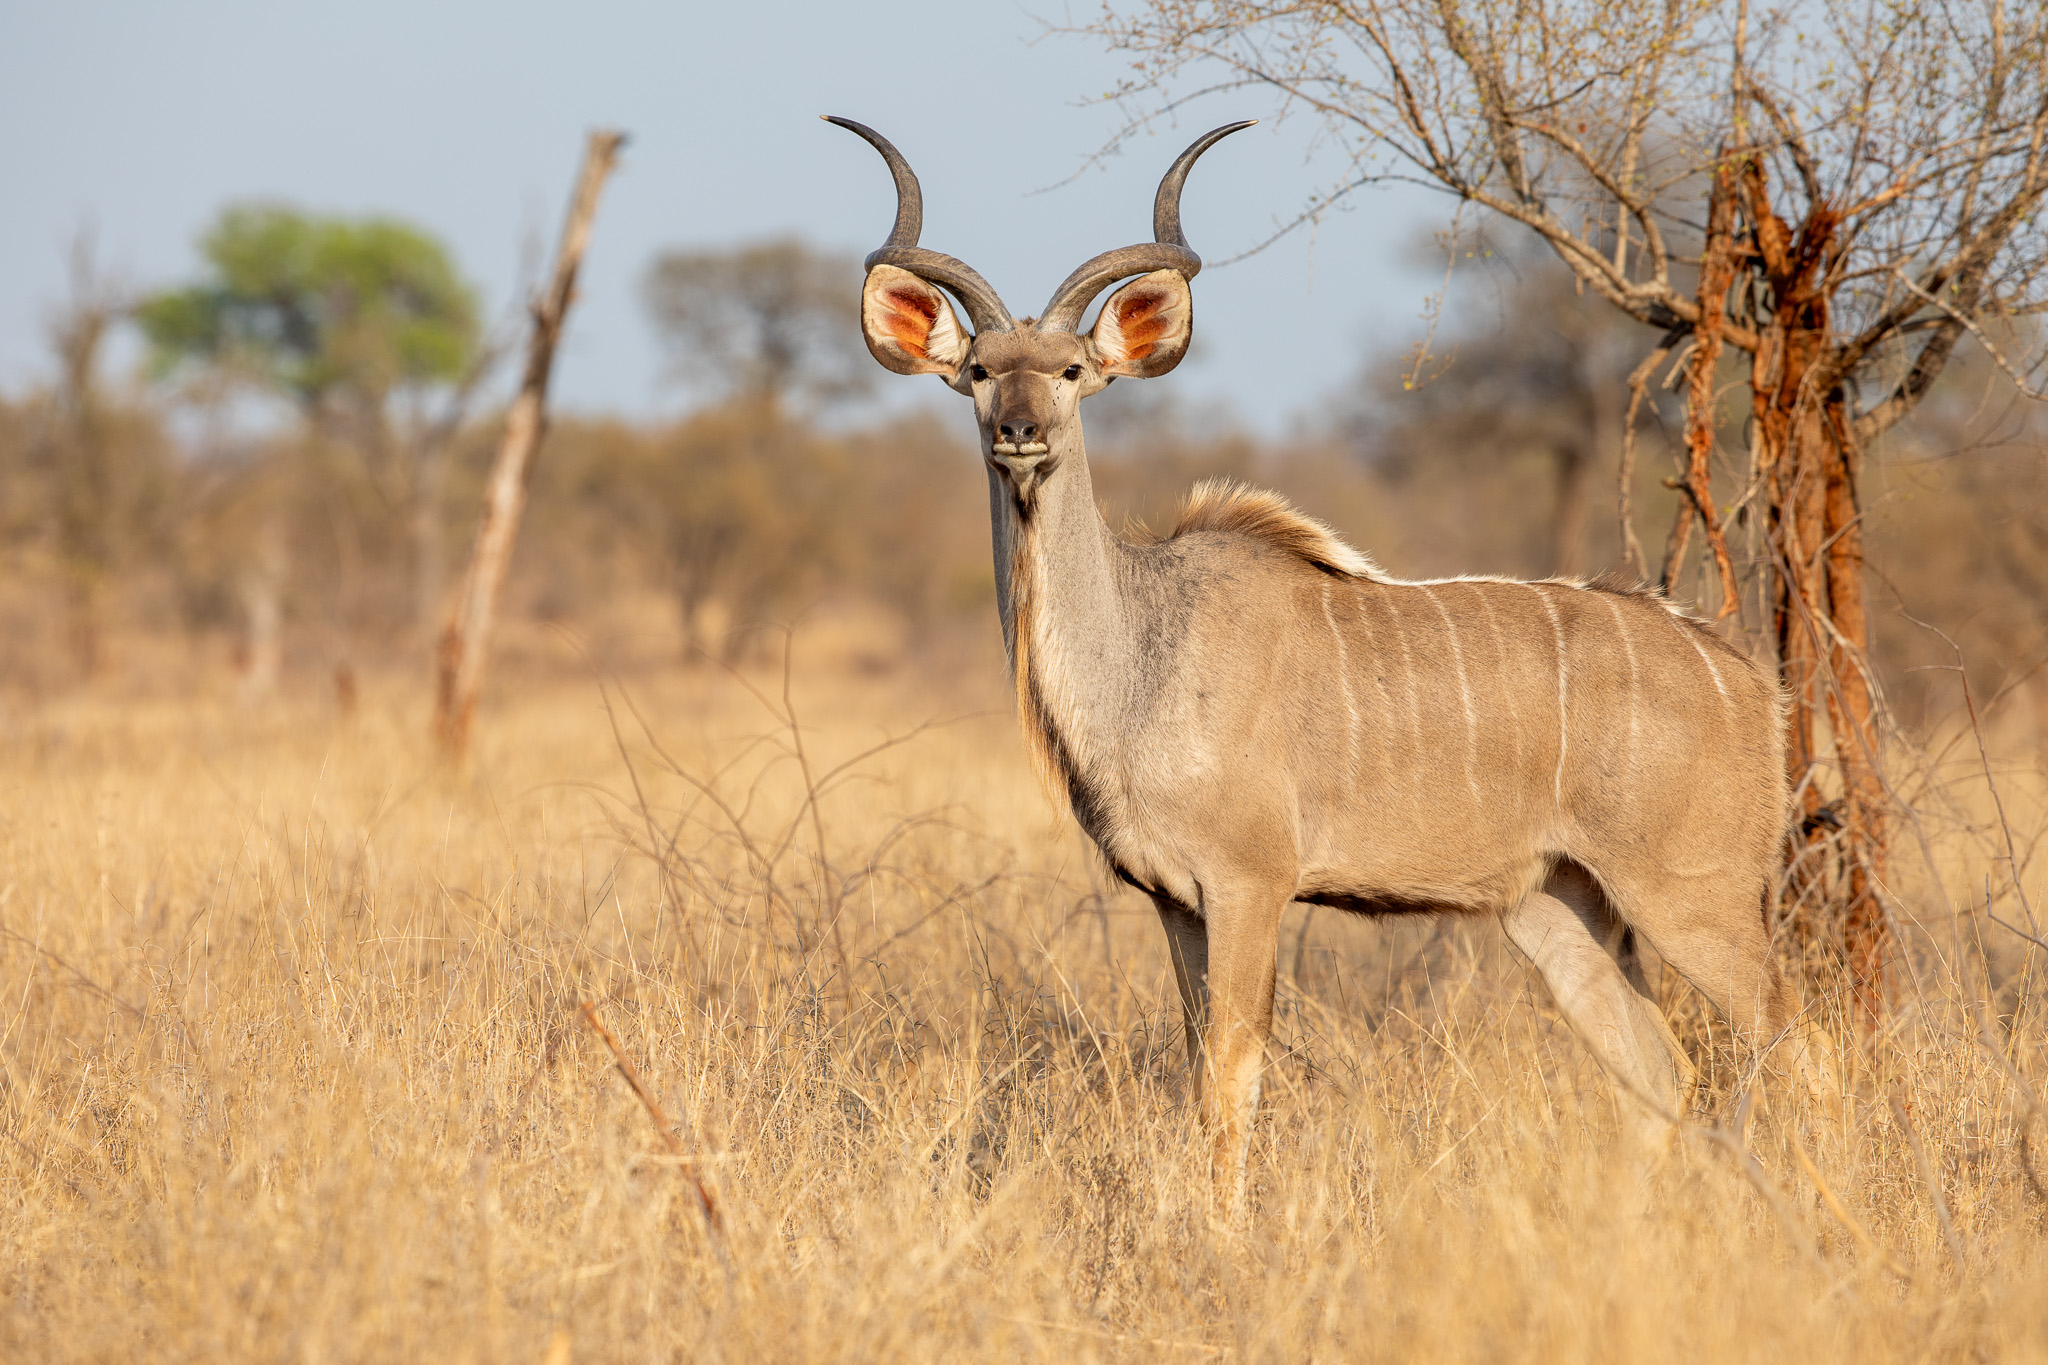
top-left (0, 1), bottom-right (1445, 433)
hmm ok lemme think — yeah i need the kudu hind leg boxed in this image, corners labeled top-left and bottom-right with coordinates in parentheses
top-left (1649, 897), bottom-right (1841, 1111)
top-left (1503, 866), bottom-right (1686, 1140)
top-left (1152, 896), bottom-right (1210, 1102)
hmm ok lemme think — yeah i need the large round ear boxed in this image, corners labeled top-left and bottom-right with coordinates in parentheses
top-left (861, 263), bottom-right (971, 379)
top-left (1087, 269), bottom-right (1193, 378)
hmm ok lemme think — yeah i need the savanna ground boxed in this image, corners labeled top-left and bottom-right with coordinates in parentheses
top-left (2, 619), bottom-right (2045, 1364)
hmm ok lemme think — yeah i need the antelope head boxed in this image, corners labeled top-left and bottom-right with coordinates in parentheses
top-left (826, 116), bottom-right (1252, 503)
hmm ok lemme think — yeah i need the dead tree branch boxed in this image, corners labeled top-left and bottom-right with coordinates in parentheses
top-left (435, 129), bottom-right (626, 760)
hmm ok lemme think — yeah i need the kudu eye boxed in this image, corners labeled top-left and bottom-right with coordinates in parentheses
top-left (1063, 365), bottom-right (1083, 381)
top-left (969, 364), bottom-right (989, 383)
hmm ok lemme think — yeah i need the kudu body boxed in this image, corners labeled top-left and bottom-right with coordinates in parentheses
top-left (829, 116), bottom-right (1827, 1172)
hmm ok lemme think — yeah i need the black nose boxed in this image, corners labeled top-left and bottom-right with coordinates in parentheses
top-left (999, 420), bottom-right (1038, 442)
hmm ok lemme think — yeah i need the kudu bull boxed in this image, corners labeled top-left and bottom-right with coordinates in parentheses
top-left (827, 115), bottom-right (1832, 1177)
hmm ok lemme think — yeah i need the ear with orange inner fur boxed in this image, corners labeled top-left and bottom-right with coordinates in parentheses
top-left (1088, 269), bottom-right (1193, 378)
top-left (860, 263), bottom-right (971, 378)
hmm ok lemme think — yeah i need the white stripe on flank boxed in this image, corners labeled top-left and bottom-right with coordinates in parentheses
top-left (1383, 590), bottom-right (1423, 767)
top-left (1322, 582), bottom-right (1361, 783)
top-left (1600, 593), bottom-right (1642, 756)
top-left (1524, 584), bottom-right (1569, 807)
top-left (1351, 587), bottom-right (1396, 772)
top-left (1681, 625), bottom-right (1733, 703)
top-left (1351, 590), bottom-right (1389, 696)
top-left (1421, 585), bottom-right (1482, 805)
top-left (1470, 585), bottom-right (1525, 820)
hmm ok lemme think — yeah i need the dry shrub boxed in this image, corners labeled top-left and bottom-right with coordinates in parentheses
top-left (1, 650), bottom-right (2044, 1363)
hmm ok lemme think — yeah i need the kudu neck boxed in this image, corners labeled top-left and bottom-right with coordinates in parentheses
top-left (989, 419), bottom-right (1133, 711)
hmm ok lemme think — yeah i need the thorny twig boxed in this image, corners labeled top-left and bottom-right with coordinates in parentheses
top-left (578, 1000), bottom-right (726, 1244)
top-left (1890, 268), bottom-right (2048, 402)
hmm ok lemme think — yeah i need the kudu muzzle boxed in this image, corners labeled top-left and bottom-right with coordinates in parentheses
top-left (991, 378), bottom-right (1053, 462)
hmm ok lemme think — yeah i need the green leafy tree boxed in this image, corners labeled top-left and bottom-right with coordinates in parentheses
top-left (137, 205), bottom-right (477, 419)
top-left (137, 205), bottom-right (485, 651)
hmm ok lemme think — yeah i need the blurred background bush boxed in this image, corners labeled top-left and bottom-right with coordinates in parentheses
top-left (1, 209), bottom-right (2042, 751)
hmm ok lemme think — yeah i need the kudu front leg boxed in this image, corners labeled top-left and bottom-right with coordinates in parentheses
top-left (1190, 880), bottom-right (1289, 1201)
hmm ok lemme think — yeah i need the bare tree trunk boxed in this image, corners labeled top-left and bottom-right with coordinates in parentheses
top-left (675, 571), bottom-right (712, 664)
top-left (1767, 396), bottom-right (1834, 935)
top-left (319, 450), bottom-right (366, 692)
top-left (239, 510), bottom-right (287, 701)
top-left (1737, 159), bottom-right (1888, 1025)
top-left (1767, 387), bottom-right (1887, 1024)
top-left (1654, 149), bottom-right (1889, 1025)
top-left (1820, 407), bottom-right (1887, 1024)
top-left (49, 244), bottom-right (119, 680)
top-left (410, 344), bottom-right (503, 650)
top-left (671, 525), bottom-right (737, 665)
top-left (435, 130), bottom-right (625, 760)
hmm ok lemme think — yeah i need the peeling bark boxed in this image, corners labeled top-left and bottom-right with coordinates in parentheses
top-left (1738, 160), bottom-right (1887, 1025)
top-left (1663, 152), bottom-right (1742, 620)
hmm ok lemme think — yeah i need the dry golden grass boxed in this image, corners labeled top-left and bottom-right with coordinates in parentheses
top-left (2, 644), bottom-right (2045, 1364)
